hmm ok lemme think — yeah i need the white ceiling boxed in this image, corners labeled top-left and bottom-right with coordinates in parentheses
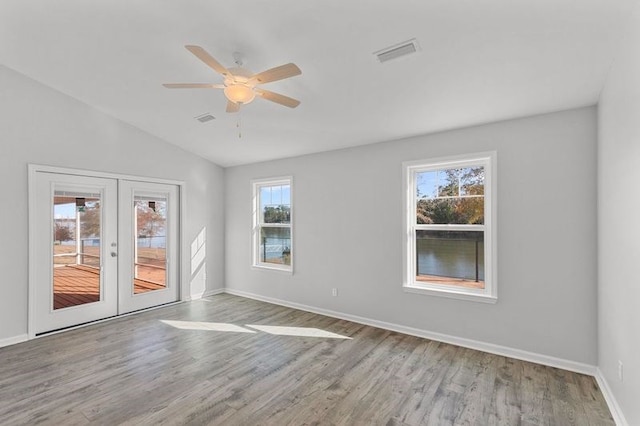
top-left (0, 1), bottom-right (635, 167)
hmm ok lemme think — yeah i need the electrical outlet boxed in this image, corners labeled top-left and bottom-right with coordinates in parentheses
top-left (332, 288), bottom-right (338, 297)
top-left (618, 360), bottom-right (623, 382)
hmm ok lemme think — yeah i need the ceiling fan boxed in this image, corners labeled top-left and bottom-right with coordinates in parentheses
top-left (163, 45), bottom-right (302, 113)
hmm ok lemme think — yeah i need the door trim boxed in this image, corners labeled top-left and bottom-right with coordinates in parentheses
top-left (28, 164), bottom-right (187, 339)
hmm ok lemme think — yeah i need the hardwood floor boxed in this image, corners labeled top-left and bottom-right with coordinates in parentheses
top-left (0, 294), bottom-right (613, 425)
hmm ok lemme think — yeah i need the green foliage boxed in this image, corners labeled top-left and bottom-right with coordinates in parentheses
top-left (417, 198), bottom-right (484, 224)
top-left (263, 205), bottom-right (290, 223)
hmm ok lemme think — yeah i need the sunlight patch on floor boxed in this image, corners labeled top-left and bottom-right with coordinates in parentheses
top-left (160, 320), bottom-right (256, 333)
top-left (245, 324), bottom-right (352, 339)
top-left (159, 320), bottom-right (351, 339)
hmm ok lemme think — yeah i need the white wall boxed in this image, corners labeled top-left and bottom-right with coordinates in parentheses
top-left (225, 107), bottom-right (598, 365)
top-left (0, 65), bottom-right (225, 343)
top-left (598, 1), bottom-right (640, 424)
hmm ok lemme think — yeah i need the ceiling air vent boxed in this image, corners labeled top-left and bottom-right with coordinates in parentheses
top-left (195, 113), bottom-right (215, 123)
top-left (374, 39), bottom-right (420, 63)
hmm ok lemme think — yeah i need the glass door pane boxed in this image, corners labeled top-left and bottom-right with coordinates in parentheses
top-left (118, 180), bottom-right (178, 315)
top-left (52, 190), bottom-right (102, 309)
top-left (133, 195), bottom-right (167, 294)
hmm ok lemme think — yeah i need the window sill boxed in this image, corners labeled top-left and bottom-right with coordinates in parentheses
top-left (252, 264), bottom-right (293, 274)
top-left (403, 284), bottom-right (497, 304)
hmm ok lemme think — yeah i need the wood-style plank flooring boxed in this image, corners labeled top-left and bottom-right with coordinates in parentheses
top-left (0, 294), bottom-right (613, 425)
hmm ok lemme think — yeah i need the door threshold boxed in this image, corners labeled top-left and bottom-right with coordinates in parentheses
top-left (35, 300), bottom-right (183, 338)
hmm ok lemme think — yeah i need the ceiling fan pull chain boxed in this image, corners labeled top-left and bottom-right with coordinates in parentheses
top-left (237, 110), bottom-right (242, 139)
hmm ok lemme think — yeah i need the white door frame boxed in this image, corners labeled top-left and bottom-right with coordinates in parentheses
top-left (28, 164), bottom-right (187, 339)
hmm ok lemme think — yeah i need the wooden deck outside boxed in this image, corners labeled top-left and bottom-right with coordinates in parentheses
top-left (53, 265), bottom-right (166, 310)
top-left (416, 274), bottom-right (485, 289)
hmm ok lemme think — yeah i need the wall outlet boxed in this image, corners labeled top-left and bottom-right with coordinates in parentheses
top-left (332, 288), bottom-right (338, 297)
top-left (618, 360), bottom-right (623, 382)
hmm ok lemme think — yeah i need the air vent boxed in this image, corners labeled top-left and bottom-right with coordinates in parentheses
top-left (195, 113), bottom-right (215, 123)
top-left (374, 39), bottom-right (420, 63)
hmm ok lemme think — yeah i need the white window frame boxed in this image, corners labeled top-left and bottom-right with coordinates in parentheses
top-left (252, 176), bottom-right (293, 273)
top-left (403, 152), bottom-right (497, 303)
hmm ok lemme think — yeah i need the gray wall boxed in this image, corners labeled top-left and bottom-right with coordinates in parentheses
top-left (0, 65), bottom-right (225, 342)
top-left (225, 107), bottom-right (598, 365)
top-left (598, 1), bottom-right (640, 423)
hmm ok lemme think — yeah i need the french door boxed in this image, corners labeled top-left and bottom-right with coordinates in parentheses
top-left (33, 173), bottom-right (118, 333)
top-left (32, 171), bottom-right (179, 335)
top-left (118, 180), bottom-right (178, 314)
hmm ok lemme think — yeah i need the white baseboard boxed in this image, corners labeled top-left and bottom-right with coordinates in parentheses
top-left (595, 368), bottom-right (628, 426)
top-left (188, 288), bottom-right (225, 301)
top-left (204, 288), bottom-right (225, 297)
top-left (223, 288), bottom-right (596, 376)
top-left (0, 334), bottom-right (28, 349)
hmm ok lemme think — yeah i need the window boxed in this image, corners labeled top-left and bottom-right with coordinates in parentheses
top-left (252, 177), bottom-right (293, 272)
top-left (403, 153), bottom-right (496, 302)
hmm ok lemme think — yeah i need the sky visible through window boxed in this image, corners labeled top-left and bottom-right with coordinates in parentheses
top-left (417, 171), bottom-right (440, 199)
top-left (55, 203), bottom-right (77, 219)
top-left (260, 185), bottom-right (290, 213)
top-left (54, 200), bottom-right (100, 219)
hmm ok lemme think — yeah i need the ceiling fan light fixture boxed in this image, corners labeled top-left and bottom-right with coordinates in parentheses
top-left (224, 84), bottom-right (255, 104)
top-left (164, 46), bottom-right (301, 112)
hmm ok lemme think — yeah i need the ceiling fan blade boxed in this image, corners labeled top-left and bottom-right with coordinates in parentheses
top-left (226, 100), bottom-right (240, 113)
top-left (255, 88), bottom-right (300, 108)
top-left (163, 83), bottom-right (225, 89)
top-left (250, 63), bottom-right (301, 85)
top-left (185, 45), bottom-right (231, 76)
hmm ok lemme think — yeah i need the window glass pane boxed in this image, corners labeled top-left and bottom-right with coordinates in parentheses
top-left (416, 171), bottom-right (438, 199)
top-left (260, 184), bottom-right (291, 224)
top-left (460, 166), bottom-right (485, 196)
top-left (263, 205), bottom-right (290, 224)
top-left (416, 166), bottom-right (484, 225)
top-left (416, 197), bottom-right (484, 224)
top-left (260, 227), bottom-right (291, 266)
top-left (416, 230), bottom-right (484, 289)
top-left (261, 184), bottom-right (290, 224)
top-left (436, 168), bottom-right (460, 197)
top-left (255, 179), bottom-right (293, 270)
top-left (271, 185), bottom-right (283, 206)
top-left (260, 186), bottom-right (271, 217)
top-left (281, 184), bottom-right (291, 205)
